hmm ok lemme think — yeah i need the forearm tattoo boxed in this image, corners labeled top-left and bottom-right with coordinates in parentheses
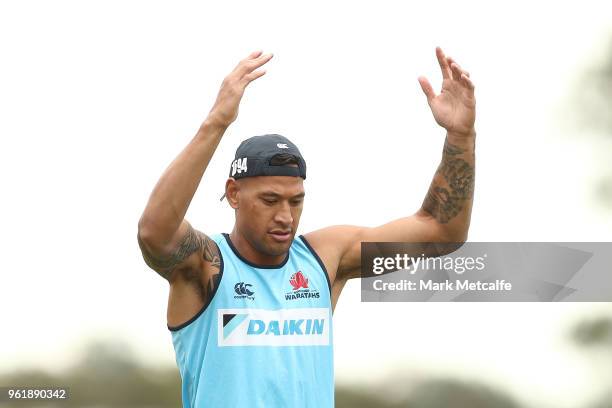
top-left (137, 226), bottom-right (221, 298)
top-left (422, 138), bottom-right (475, 224)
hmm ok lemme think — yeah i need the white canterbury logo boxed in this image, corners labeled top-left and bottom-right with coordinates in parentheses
top-left (231, 157), bottom-right (248, 176)
top-left (277, 143), bottom-right (289, 149)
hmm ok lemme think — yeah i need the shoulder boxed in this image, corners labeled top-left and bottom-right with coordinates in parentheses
top-left (301, 225), bottom-right (364, 249)
top-left (300, 225), bottom-right (367, 283)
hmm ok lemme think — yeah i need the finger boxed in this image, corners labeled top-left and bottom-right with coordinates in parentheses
top-left (448, 56), bottom-right (470, 78)
top-left (461, 73), bottom-right (475, 90)
top-left (243, 69), bottom-right (267, 83)
top-left (231, 50), bottom-right (265, 76)
top-left (418, 76), bottom-right (436, 103)
top-left (235, 50), bottom-right (263, 69)
top-left (246, 50), bottom-right (263, 59)
top-left (436, 46), bottom-right (452, 80)
top-left (450, 62), bottom-right (463, 82)
top-left (239, 53), bottom-right (273, 77)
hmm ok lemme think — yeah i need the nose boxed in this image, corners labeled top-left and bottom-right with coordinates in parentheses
top-left (273, 201), bottom-right (293, 226)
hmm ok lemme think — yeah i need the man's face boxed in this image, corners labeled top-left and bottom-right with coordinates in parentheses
top-left (230, 175), bottom-right (305, 257)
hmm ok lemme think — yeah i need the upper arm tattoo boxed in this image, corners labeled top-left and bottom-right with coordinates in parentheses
top-left (137, 225), bottom-right (221, 283)
top-left (422, 138), bottom-right (475, 224)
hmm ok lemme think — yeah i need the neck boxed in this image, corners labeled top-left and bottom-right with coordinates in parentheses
top-left (229, 227), bottom-right (287, 267)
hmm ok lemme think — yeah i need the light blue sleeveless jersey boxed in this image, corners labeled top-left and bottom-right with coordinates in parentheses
top-left (168, 232), bottom-right (334, 407)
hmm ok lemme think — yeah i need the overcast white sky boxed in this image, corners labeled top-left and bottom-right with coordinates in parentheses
top-left (1, 1), bottom-right (611, 407)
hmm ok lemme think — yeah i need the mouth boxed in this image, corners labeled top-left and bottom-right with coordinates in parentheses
top-left (268, 230), bottom-right (292, 242)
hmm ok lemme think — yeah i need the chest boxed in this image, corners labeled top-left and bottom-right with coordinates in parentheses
top-left (217, 259), bottom-right (330, 311)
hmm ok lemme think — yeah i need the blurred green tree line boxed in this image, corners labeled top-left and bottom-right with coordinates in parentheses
top-left (0, 340), bottom-right (521, 408)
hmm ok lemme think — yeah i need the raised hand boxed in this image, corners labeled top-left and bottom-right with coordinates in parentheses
top-left (418, 47), bottom-right (475, 137)
top-left (208, 50), bottom-right (274, 128)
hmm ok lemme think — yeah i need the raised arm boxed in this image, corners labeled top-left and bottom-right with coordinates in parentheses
top-left (304, 47), bottom-right (476, 285)
top-left (417, 46), bottom-right (476, 237)
top-left (137, 50), bottom-right (274, 282)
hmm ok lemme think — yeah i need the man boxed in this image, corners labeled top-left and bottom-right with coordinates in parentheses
top-left (137, 47), bottom-right (476, 407)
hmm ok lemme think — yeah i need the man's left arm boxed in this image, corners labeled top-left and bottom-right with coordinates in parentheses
top-left (305, 47), bottom-right (476, 285)
top-left (417, 46), bottom-right (476, 241)
top-left (419, 128), bottom-right (475, 241)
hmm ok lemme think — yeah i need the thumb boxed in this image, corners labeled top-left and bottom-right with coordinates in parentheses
top-left (418, 76), bottom-right (435, 104)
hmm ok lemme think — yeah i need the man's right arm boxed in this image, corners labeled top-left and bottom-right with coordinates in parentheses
top-left (137, 50), bottom-right (273, 283)
top-left (136, 118), bottom-right (227, 282)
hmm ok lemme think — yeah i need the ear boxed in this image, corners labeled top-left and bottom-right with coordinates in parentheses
top-left (225, 178), bottom-right (240, 209)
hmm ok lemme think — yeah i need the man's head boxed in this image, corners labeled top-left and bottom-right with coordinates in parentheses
top-left (222, 134), bottom-right (307, 257)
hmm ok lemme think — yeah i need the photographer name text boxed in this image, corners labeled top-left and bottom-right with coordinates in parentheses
top-left (372, 279), bottom-right (512, 292)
